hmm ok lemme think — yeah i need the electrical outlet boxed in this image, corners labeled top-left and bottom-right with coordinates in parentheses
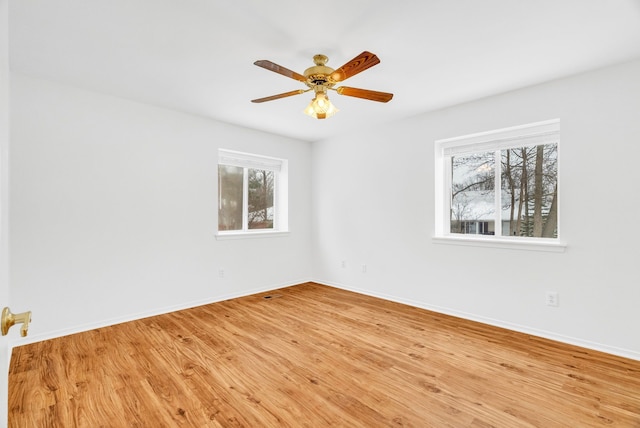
top-left (218, 269), bottom-right (225, 279)
top-left (362, 264), bottom-right (367, 273)
top-left (545, 291), bottom-right (559, 307)
top-left (341, 260), bottom-right (346, 268)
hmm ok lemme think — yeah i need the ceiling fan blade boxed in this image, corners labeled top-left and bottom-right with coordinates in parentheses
top-left (251, 89), bottom-right (306, 103)
top-left (329, 51), bottom-right (380, 83)
top-left (254, 60), bottom-right (307, 82)
top-left (336, 86), bottom-right (393, 103)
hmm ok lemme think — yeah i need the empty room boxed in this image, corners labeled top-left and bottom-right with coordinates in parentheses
top-left (1, 1), bottom-right (640, 427)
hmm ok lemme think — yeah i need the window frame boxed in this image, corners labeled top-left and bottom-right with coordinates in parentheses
top-left (434, 119), bottom-right (566, 252)
top-left (216, 149), bottom-right (289, 240)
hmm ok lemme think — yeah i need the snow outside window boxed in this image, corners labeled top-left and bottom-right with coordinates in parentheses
top-left (434, 120), bottom-right (565, 252)
top-left (217, 149), bottom-right (288, 238)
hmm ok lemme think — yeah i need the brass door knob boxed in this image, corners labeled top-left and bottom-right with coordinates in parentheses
top-left (1, 307), bottom-right (32, 337)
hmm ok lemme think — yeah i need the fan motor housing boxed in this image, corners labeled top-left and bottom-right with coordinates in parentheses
top-left (303, 54), bottom-right (336, 89)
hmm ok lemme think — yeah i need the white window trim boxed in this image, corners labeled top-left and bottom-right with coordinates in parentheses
top-left (216, 149), bottom-right (289, 239)
top-left (215, 230), bottom-right (290, 240)
top-left (434, 119), bottom-right (566, 252)
top-left (432, 236), bottom-right (566, 252)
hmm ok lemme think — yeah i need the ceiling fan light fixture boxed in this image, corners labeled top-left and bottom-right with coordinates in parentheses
top-left (304, 92), bottom-right (338, 120)
top-left (252, 51), bottom-right (392, 118)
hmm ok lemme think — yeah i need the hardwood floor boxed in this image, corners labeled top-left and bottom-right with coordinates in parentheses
top-left (8, 282), bottom-right (640, 427)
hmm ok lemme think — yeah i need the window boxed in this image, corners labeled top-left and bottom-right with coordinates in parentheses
top-left (435, 119), bottom-right (563, 250)
top-left (217, 149), bottom-right (288, 236)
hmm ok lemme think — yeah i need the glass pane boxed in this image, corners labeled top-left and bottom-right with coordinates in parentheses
top-left (501, 143), bottom-right (558, 238)
top-left (218, 165), bottom-right (244, 231)
top-left (248, 169), bottom-right (274, 229)
top-left (450, 152), bottom-right (495, 235)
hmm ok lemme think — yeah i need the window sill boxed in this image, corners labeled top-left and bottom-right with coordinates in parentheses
top-left (432, 235), bottom-right (566, 252)
top-left (215, 230), bottom-right (290, 240)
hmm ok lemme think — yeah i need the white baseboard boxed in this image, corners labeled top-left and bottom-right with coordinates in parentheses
top-left (317, 280), bottom-right (640, 362)
top-left (13, 278), bottom-right (639, 362)
top-left (9, 278), bottom-right (312, 350)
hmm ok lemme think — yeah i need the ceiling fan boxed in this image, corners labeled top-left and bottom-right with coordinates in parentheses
top-left (251, 51), bottom-right (393, 119)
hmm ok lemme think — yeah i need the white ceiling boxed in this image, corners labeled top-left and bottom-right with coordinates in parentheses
top-left (9, 0), bottom-right (640, 142)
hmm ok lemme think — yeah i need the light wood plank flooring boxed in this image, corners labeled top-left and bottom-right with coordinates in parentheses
top-left (8, 282), bottom-right (640, 427)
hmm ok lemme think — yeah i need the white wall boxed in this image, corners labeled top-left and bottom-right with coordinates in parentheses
top-left (9, 74), bottom-right (312, 341)
top-left (0, 0), bottom-right (8, 305)
top-left (1, 0), bottom-right (11, 424)
top-left (312, 58), bottom-right (640, 360)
